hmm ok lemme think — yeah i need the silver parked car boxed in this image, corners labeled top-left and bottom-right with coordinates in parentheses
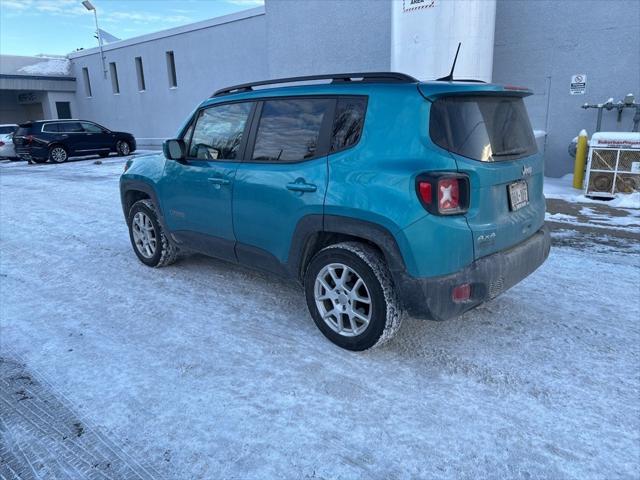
top-left (0, 124), bottom-right (19, 160)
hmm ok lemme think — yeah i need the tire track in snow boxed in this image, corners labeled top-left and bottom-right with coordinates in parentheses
top-left (0, 355), bottom-right (163, 480)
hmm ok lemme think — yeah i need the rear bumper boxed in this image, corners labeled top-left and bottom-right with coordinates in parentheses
top-left (397, 225), bottom-right (551, 320)
top-left (16, 146), bottom-right (46, 160)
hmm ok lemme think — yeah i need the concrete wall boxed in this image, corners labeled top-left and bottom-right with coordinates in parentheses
top-left (69, 10), bottom-right (268, 143)
top-left (265, 0), bottom-right (392, 78)
top-left (493, 0), bottom-right (640, 177)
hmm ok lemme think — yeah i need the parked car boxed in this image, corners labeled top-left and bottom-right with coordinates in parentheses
top-left (120, 72), bottom-right (551, 351)
top-left (13, 120), bottom-right (136, 163)
top-left (0, 124), bottom-right (18, 159)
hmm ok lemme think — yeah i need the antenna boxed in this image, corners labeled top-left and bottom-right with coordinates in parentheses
top-left (437, 42), bottom-right (462, 82)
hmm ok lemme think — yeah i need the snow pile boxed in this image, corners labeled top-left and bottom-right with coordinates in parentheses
top-left (544, 174), bottom-right (640, 209)
top-left (18, 57), bottom-right (71, 76)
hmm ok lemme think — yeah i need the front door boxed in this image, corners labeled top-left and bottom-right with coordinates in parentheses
top-left (233, 97), bottom-right (334, 270)
top-left (159, 101), bottom-right (253, 261)
top-left (80, 122), bottom-right (112, 153)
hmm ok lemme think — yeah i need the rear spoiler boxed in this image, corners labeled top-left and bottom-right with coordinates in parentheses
top-left (418, 82), bottom-right (533, 101)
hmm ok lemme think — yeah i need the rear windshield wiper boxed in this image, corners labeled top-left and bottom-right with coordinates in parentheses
top-left (492, 148), bottom-right (527, 157)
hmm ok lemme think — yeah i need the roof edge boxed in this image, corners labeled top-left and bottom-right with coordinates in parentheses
top-left (68, 6), bottom-right (265, 59)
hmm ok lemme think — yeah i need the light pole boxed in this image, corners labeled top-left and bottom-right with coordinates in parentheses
top-left (82, 0), bottom-right (107, 79)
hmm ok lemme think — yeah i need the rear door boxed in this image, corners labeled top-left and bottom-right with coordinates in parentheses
top-left (429, 94), bottom-right (545, 259)
top-left (58, 121), bottom-right (86, 154)
top-left (232, 97), bottom-right (334, 270)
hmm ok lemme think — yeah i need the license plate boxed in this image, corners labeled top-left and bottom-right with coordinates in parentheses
top-left (508, 181), bottom-right (529, 211)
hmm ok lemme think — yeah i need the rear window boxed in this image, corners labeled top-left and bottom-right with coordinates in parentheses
top-left (16, 125), bottom-right (32, 136)
top-left (252, 98), bottom-right (332, 162)
top-left (42, 123), bottom-right (60, 133)
top-left (429, 95), bottom-right (537, 162)
top-left (331, 96), bottom-right (367, 152)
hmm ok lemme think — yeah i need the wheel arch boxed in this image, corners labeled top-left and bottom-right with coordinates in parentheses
top-left (120, 179), bottom-right (166, 229)
top-left (288, 214), bottom-right (408, 282)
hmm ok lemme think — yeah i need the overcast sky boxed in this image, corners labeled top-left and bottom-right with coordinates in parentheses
top-left (0, 0), bottom-right (264, 57)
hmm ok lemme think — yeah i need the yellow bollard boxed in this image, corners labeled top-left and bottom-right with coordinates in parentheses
top-left (573, 129), bottom-right (589, 190)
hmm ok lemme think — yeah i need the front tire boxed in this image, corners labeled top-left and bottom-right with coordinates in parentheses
top-left (117, 140), bottom-right (131, 156)
top-left (304, 242), bottom-right (402, 351)
top-left (48, 146), bottom-right (68, 163)
top-left (127, 199), bottom-right (178, 267)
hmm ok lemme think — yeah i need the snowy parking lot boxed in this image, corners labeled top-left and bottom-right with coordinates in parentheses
top-left (1, 156), bottom-right (639, 479)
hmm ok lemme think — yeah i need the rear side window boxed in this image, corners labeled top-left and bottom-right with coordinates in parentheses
top-left (430, 96), bottom-right (537, 162)
top-left (331, 96), bottom-right (367, 152)
top-left (59, 122), bottom-right (83, 133)
top-left (81, 122), bottom-right (103, 133)
top-left (188, 102), bottom-right (252, 160)
top-left (42, 123), bottom-right (60, 133)
top-left (252, 98), bottom-right (332, 162)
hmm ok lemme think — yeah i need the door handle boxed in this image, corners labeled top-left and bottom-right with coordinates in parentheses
top-left (208, 177), bottom-right (231, 186)
top-left (286, 180), bottom-right (317, 193)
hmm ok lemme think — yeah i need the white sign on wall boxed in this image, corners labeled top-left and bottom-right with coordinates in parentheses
top-left (403, 0), bottom-right (436, 12)
top-left (17, 92), bottom-right (39, 104)
top-left (570, 74), bottom-right (587, 95)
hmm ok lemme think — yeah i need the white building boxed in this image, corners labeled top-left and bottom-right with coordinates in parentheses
top-left (1, 0), bottom-right (639, 176)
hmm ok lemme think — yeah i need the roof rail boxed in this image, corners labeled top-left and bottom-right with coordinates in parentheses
top-left (212, 72), bottom-right (418, 97)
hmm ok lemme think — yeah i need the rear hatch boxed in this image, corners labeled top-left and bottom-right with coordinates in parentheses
top-left (13, 124), bottom-right (32, 148)
top-left (422, 84), bottom-right (545, 259)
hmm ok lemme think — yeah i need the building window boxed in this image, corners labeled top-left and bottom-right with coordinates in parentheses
top-left (82, 67), bottom-right (92, 97)
top-left (109, 62), bottom-right (120, 94)
top-left (135, 56), bottom-right (146, 92)
top-left (166, 51), bottom-right (177, 88)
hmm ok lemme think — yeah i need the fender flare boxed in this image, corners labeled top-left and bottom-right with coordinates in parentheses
top-left (286, 214), bottom-right (408, 280)
top-left (120, 179), bottom-right (166, 229)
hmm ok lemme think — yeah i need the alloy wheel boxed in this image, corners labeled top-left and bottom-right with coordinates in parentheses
top-left (118, 141), bottom-right (130, 156)
top-left (51, 147), bottom-right (67, 163)
top-left (314, 262), bottom-right (372, 337)
top-left (132, 211), bottom-right (157, 258)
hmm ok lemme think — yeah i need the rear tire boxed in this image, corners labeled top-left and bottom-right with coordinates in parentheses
top-left (48, 145), bottom-right (68, 163)
top-left (127, 199), bottom-right (178, 267)
top-left (304, 241), bottom-right (402, 351)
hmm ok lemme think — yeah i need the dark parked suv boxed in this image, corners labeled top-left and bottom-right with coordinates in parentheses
top-left (14, 120), bottom-right (136, 163)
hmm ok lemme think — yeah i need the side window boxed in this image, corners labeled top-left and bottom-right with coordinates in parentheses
top-left (81, 122), bottom-right (103, 133)
top-left (251, 98), bottom-right (332, 162)
top-left (42, 123), bottom-right (60, 133)
top-left (331, 96), bottom-right (367, 152)
top-left (188, 102), bottom-right (252, 160)
top-left (60, 122), bottom-right (83, 133)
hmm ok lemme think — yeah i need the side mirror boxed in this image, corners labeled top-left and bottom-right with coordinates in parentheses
top-left (163, 139), bottom-right (186, 160)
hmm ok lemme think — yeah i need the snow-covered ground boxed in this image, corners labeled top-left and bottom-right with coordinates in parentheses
top-left (1, 157), bottom-right (639, 479)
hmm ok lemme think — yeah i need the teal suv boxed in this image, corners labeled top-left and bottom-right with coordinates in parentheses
top-left (120, 72), bottom-right (551, 351)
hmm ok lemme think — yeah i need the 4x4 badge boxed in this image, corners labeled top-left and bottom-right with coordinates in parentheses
top-left (522, 165), bottom-right (533, 177)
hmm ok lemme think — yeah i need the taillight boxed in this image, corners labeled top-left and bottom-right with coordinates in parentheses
top-left (26, 135), bottom-right (34, 144)
top-left (416, 173), bottom-right (469, 215)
